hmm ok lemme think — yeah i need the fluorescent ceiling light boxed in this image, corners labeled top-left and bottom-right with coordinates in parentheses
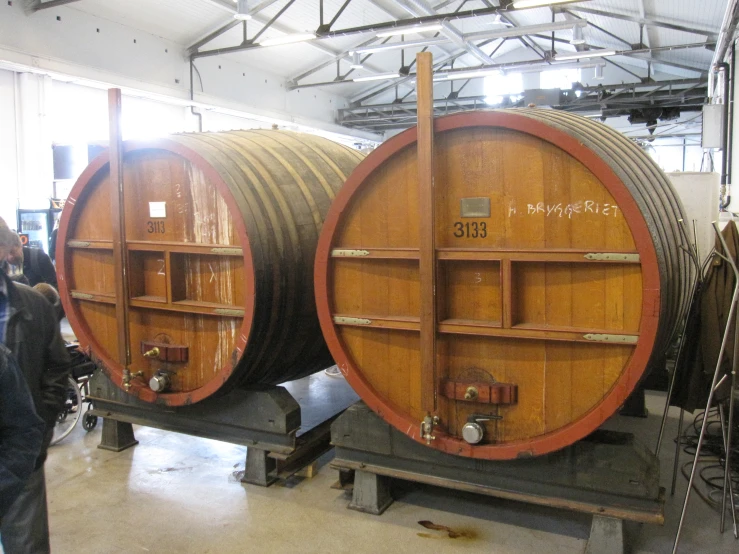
top-left (570, 25), bottom-right (585, 45)
top-left (512, 0), bottom-right (578, 8)
top-left (350, 52), bottom-right (363, 69)
top-left (257, 33), bottom-right (316, 47)
top-left (446, 69), bottom-right (501, 80)
top-left (376, 23), bottom-right (443, 37)
top-left (234, 0), bottom-right (252, 20)
top-left (555, 49), bottom-right (617, 61)
top-left (353, 72), bottom-right (400, 82)
top-left (351, 37), bottom-right (447, 55)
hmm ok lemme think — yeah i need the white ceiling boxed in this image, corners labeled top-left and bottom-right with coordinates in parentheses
top-left (65, 0), bottom-right (725, 108)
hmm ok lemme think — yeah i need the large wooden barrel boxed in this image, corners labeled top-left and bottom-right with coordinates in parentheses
top-left (58, 130), bottom-right (363, 406)
top-left (315, 109), bottom-right (692, 459)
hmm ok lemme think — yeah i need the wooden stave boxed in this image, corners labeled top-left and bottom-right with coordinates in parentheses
top-left (514, 109), bottom-right (692, 357)
top-left (167, 130), bottom-right (362, 386)
top-left (526, 108), bottom-right (691, 323)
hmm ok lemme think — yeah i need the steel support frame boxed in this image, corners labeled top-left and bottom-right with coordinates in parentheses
top-left (87, 370), bottom-right (353, 487)
top-left (564, 6), bottom-right (718, 39)
top-left (297, 41), bottom-right (709, 93)
top-left (337, 80), bottom-right (707, 131)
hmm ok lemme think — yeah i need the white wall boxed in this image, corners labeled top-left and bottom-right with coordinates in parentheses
top-left (0, 68), bottom-right (18, 228)
top-left (0, 1), bottom-right (377, 140)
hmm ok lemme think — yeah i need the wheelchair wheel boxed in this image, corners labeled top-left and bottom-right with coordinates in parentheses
top-left (51, 376), bottom-right (82, 446)
top-left (82, 408), bottom-right (98, 432)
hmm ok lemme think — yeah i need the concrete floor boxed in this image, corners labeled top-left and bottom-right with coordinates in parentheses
top-left (8, 377), bottom-right (738, 553)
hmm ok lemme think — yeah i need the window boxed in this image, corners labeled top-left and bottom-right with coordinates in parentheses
top-left (484, 72), bottom-right (523, 105)
top-left (540, 68), bottom-right (581, 90)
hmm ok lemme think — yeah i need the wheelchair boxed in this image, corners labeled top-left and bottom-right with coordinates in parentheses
top-left (51, 344), bottom-right (99, 446)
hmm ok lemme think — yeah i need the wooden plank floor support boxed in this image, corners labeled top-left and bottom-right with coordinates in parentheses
top-left (416, 52), bottom-right (437, 415)
top-left (108, 88), bottom-right (131, 367)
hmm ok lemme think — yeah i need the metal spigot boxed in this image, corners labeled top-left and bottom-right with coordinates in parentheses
top-left (122, 369), bottom-right (144, 392)
top-left (421, 415), bottom-right (439, 445)
top-left (143, 347), bottom-right (160, 359)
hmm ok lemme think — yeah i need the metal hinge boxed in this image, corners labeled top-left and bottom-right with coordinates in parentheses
top-left (331, 249), bottom-right (370, 257)
top-left (210, 247), bottom-right (242, 255)
top-left (583, 333), bottom-right (639, 344)
top-left (584, 253), bottom-right (640, 262)
top-left (333, 316), bottom-right (372, 325)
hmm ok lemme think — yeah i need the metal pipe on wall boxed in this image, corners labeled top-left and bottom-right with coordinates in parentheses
top-left (709, 0), bottom-right (739, 97)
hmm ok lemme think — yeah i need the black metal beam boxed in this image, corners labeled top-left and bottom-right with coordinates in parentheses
top-left (566, 6), bottom-right (718, 39)
top-left (33, 0), bottom-right (82, 10)
top-left (318, 0), bottom-right (353, 33)
top-left (188, 20), bottom-right (242, 53)
top-left (194, 5), bottom-right (503, 58)
top-left (250, 0), bottom-right (298, 44)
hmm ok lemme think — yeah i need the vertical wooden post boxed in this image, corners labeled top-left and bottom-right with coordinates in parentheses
top-left (502, 259), bottom-right (513, 329)
top-left (109, 88), bottom-right (131, 366)
top-left (417, 52), bottom-right (437, 414)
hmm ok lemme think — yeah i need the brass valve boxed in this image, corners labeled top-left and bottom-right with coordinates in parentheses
top-left (464, 386), bottom-right (478, 401)
top-left (143, 347), bottom-right (160, 359)
top-left (421, 415), bottom-right (440, 445)
top-left (122, 369), bottom-right (144, 392)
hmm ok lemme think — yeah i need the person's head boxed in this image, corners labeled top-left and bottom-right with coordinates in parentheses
top-left (0, 217), bottom-right (16, 263)
top-left (6, 232), bottom-right (23, 266)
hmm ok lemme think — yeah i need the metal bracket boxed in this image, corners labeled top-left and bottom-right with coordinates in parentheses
top-left (583, 333), bottom-right (639, 344)
top-left (584, 253), bottom-right (640, 262)
top-left (67, 240), bottom-right (91, 248)
top-left (331, 249), bottom-right (370, 257)
top-left (333, 316), bottom-right (372, 325)
top-left (210, 247), bottom-right (242, 255)
top-left (71, 292), bottom-right (94, 300)
top-left (214, 308), bottom-right (246, 317)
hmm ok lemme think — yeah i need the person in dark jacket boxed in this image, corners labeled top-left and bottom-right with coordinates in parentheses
top-left (6, 233), bottom-right (57, 289)
top-left (0, 217), bottom-right (70, 554)
top-left (0, 344), bottom-right (45, 519)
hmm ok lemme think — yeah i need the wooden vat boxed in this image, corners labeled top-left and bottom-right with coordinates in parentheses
top-left (58, 130), bottom-right (363, 406)
top-left (315, 109), bottom-right (692, 459)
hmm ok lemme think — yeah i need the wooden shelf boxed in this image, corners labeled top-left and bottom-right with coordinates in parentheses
top-left (127, 241), bottom-right (243, 256)
top-left (128, 297), bottom-right (245, 317)
top-left (330, 313), bottom-right (639, 344)
top-left (328, 247), bottom-right (640, 264)
top-left (131, 295), bottom-right (166, 303)
top-left (440, 319), bottom-right (638, 343)
top-left (437, 248), bottom-right (641, 263)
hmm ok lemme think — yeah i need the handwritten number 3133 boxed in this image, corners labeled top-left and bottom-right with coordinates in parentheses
top-left (453, 221), bottom-right (487, 239)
